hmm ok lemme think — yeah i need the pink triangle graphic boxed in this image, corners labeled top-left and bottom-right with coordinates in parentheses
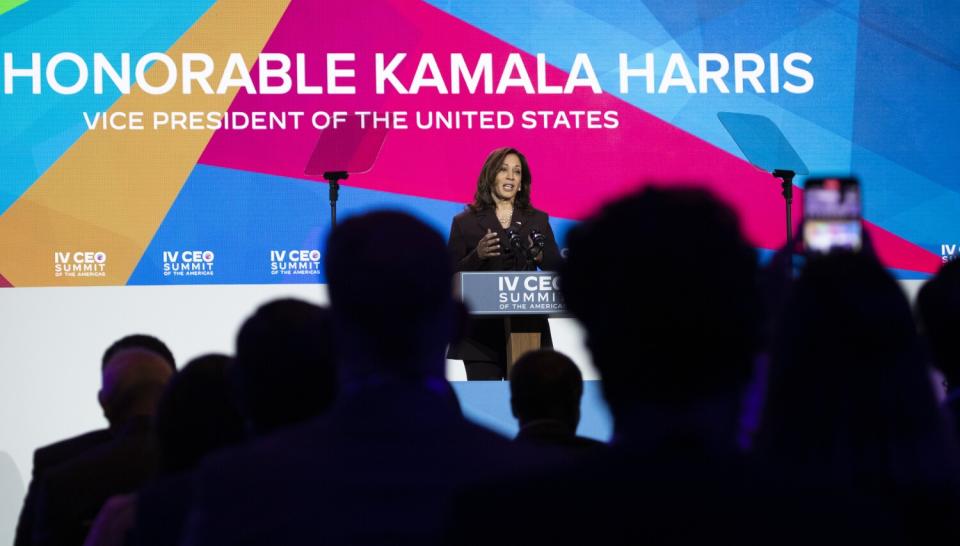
top-left (198, 0), bottom-right (940, 274)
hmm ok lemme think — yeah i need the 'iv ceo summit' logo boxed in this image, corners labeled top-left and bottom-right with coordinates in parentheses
top-left (54, 251), bottom-right (107, 277)
top-left (270, 249), bottom-right (321, 275)
top-left (163, 250), bottom-right (215, 277)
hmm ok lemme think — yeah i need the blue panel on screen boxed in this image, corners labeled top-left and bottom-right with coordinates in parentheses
top-left (852, 4), bottom-right (960, 195)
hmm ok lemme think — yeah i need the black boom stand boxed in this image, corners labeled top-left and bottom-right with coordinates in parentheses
top-left (305, 115), bottom-right (387, 230)
top-left (322, 171), bottom-right (348, 228)
top-left (717, 112), bottom-right (809, 270)
top-left (773, 169), bottom-right (796, 252)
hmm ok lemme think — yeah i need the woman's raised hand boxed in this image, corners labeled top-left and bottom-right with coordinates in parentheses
top-left (477, 229), bottom-right (501, 259)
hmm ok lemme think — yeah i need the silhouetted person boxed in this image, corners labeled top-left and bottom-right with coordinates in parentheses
top-left (154, 355), bottom-right (245, 474)
top-left (509, 349), bottom-right (604, 451)
top-left (447, 147), bottom-right (563, 380)
top-left (101, 335), bottom-right (176, 373)
top-left (32, 348), bottom-right (173, 546)
top-left (233, 299), bottom-right (337, 436)
top-left (84, 354), bottom-right (245, 546)
top-left (758, 252), bottom-right (960, 544)
top-left (446, 187), bottom-right (811, 545)
top-left (184, 211), bottom-right (539, 546)
top-left (916, 258), bottom-right (960, 437)
top-left (15, 335), bottom-right (175, 546)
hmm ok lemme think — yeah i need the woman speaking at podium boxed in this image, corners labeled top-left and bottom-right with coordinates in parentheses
top-left (447, 147), bottom-right (562, 380)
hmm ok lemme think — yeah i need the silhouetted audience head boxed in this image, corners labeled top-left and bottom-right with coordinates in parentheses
top-left (325, 211), bottom-right (462, 382)
top-left (758, 252), bottom-right (955, 485)
top-left (510, 350), bottom-right (583, 431)
top-left (98, 348), bottom-right (174, 427)
top-left (917, 258), bottom-right (960, 388)
top-left (155, 354), bottom-right (244, 474)
top-left (234, 299), bottom-right (336, 435)
top-left (102, 334), bottom-right (176, 371)
top-left (560, 187), bottom-right (760, 411)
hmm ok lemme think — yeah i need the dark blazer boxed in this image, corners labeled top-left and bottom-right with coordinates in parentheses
top-left (182, 380), bottom-right (551, 546)
top-left (32, 418), bottom-right (158, 546)
top-left (447, 206), bottom-right (562, 364)
top-left (32, 429), bottom-right (114, 480)
top-left (15, 428), bottom-right (113, 546)
top-left (448, 206), bottom-right (562, 273)
top-left (129, 471), bottom-right (194, 546)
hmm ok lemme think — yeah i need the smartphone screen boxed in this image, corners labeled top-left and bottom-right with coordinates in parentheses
top-left (803, 177), bottom-right (862, 254)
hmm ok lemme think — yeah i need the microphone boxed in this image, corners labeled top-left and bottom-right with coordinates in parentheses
top-left (529, 229), bottom-right (546, 250)
top-left (508, 223), bottom-right (542, 266)
top-left (505, 228), bottom-right (524, 252)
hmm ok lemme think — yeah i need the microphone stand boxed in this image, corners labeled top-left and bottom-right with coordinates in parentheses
top-left (322, 171), bottom-right (348, 228)
top-left (507, 225), bottom-right (542, 270)
top-left (772, 169), bottom-right (796, 267)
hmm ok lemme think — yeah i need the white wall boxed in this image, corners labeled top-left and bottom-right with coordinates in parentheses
top-left (0, 284), bottom-right (596, 486)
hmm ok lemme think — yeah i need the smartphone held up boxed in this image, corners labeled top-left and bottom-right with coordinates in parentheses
top-left (802, 177), bottom-right (862, 256)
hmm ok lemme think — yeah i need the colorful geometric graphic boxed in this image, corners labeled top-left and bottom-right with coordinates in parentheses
top-left (0, 0), bottom-right (29, 17)
top-left (1, 0), bottom-right (956, 287)
top-left (0, 0), bottom-right (289, 286)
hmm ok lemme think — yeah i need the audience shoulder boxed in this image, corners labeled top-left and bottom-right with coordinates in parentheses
top-left (33, 429), bottom-right (113, 476)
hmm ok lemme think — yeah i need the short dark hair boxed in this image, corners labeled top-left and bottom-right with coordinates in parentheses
top-left (234, 299), bottom-right (337, 435)
top-left (155, 354), bottom-right (244, 473)
top-left (560, 187), bottom-right (760, 407)
top-left (325, 211), bottom-right (453, 375)
top-left (470, 147), bottom-right (533, 212)
top-left (916, 258), bottom-right (960, 381)
top-left (102, 334), bottom-right (176, 371)
top-left (510, 350), bottom-right (583, 427)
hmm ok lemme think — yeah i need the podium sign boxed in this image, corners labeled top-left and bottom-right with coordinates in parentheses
top-left (456, 272), bottom-right (568, 316)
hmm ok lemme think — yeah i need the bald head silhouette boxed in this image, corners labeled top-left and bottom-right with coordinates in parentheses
top-left (510, 350), bottom-right (584, 431)
top-left (98, 348), bottom-right (174, 426)
top-left (325, 211), bottom-right (462, 381)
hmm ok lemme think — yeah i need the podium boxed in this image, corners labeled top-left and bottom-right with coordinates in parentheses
top-left (455, 271), bottom-right (569, 372)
